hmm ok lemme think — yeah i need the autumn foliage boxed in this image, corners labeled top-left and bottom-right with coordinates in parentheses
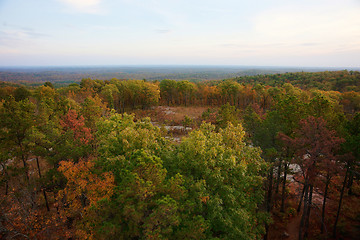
top-left (60, 109), bottom-right (93, 144)
top-left (0, 71), bottom-right (359, 239)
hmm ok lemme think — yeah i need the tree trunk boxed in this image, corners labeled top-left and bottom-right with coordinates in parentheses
top-left (5, 180), bottom-right (8, 195)
top-left (43, 189), bottom-right (50, 211)
top-left (264, 166), bottom-right (274, 240)
top-left (17, 140), bottom-right (29, 182)
top-left (36, 157), bottom-right (50, 211)
top-left (276, 159), bottom-right (282, 195)
top-left (304, 184), bottom-right (313, 239)
top-left (333, 167), bottom-right (349, 238)
top-left (1, 163), bottom-right (9, 195)
top-left (36, 157), bottom-right (42, 177)
top-left (281, 162), bottom-right (288, 212)
top-left (347, 169), bottom-right (354, 195)
top-left (299, 182), bottom-right (309, 240)
top-left (21, 153), bottom-right (29, 182)
top-left (267, 166), bottom-right (274, 212)
top-left (321, 175), bottom-right (330, 234)
top-left (297, 184), bottom-right (307, 213)
top-left (264, 224), bottom-right (269, 240)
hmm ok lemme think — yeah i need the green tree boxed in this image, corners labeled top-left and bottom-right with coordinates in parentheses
top-left (100, 83), bottom-right (119, 109)
top-left (168, 122), bottom-right (268, 239)
top-left (0, 97), bottom-right (35, 181)
top-left (218, 80), bottom-right (241, 106)
top-left (216, 103), bottom-right (241, 129)
top-left (13, 86), bottom-right (31, 101)
top-left (160, 79), bottom-right (177, 105)
top-left (44, 81), bottom-right (54, 89)
top-left (177, 80), bottom-right (195, 106)
top-left (75, 112), bottom-right (206, 239)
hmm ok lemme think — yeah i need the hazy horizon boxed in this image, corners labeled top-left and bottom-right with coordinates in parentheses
top-left (0, 64), bottom-right (359, 70)
top-left (2, 65), bottom-right (359, 85)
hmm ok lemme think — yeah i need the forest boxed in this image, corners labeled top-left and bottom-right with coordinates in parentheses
top-left (0, 66), bottom-right (347, 86)
top-left (0, 70), bottom-right (359, 239)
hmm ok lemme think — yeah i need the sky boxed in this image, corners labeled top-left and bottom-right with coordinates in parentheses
top-left (0, 0), bottom-right (359, 67)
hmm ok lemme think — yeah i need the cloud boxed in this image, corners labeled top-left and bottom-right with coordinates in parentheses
top-left (58, 0), bottom-right (104, 14)
top-left (154, 29), bottom-right (172, 34)
top-left (2, 22), bottom-right (49, 37)
top-left (299, 43), bottom-right (320, 47)
top-left (0, 28), bottom-right (49, 46)
top-left (0, 23), bottom-right (51, 57)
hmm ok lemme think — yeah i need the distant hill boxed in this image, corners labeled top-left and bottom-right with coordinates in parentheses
top-left (0, 65), bottom-right (355, 86)
top-left (229, 70), bottom-right (360, 92)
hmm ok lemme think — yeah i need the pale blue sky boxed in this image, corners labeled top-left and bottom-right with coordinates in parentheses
top-left (0, 0), bottom-right (359, 67)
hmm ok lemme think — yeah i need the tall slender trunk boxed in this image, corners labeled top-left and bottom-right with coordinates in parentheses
top-left (263, 96), bottom-right (267, 110)
top-left (22, 157), bottom-right (29, 181)
top-left (20, 146), bottom-right (29, 182)
top-left (275, 159), bottom-right (282, 194)
top-left (299, 182), bottom-right (309, 240)
top-left (347, 169), bottom-right (354, 195)
top-left (1, 163), bottom-right (9, 195)
top-left (267, 166), bottom-right (274, 212)
top-left (264, 224), bottom-right (269, 240)
top-left (333, 167), bottom-right (349, 238)
top-left (5, 180), bottom-right (8, 195)
top-left (36, 157), bottom-right (50, 211)
top-left (43, 189), bottom-right (50, 211)
top-left (297, 184), bottom-right (307, 213)
top-left (264, 166), bottom-right (274, 240)
top-left (321, 175), bottom-right (330, 234)
top-left (36, 157), bottom-right (42, 177)
top-left (304, 184), bottom-right (313, 239)
top-left (281, 162), bottom-right (288, 212)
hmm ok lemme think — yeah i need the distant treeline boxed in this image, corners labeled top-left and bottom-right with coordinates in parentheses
top-left (0, 66), bottom-right (350, 85)
top-left (231, 70), bottom-right (360, 92)
top-left (1, 71), bottom-right (359, 115)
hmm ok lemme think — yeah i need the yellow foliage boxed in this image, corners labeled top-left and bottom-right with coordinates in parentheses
top-left (57, 158), bottom-right (115, 239)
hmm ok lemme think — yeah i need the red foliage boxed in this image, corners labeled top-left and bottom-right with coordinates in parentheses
top-left (251, 103), bottom-right (266, 119)
top-left (279, 116), bottom-right (344, 183)
top-left (60, 109), bottom-right (93, 144)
